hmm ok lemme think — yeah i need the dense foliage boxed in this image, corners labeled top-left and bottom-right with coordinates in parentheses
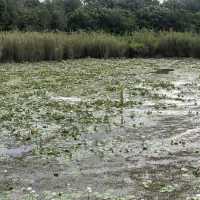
top-left (1, 31), bottom-right (200, 62)
top-left (0, 0), bottom-right (200, 33)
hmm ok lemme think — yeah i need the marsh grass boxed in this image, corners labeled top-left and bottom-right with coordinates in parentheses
top-left (1, 31), bottom-right (200, 62)
top-left (119, 85), bottom-right (124, 107)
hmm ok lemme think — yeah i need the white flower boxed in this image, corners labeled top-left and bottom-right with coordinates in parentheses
top-left (87, 186), bottom-right (92, 193)
top-left (27, 187), bottom-right (32, 192)
top-left (52, 192), bottom-right (57, 196)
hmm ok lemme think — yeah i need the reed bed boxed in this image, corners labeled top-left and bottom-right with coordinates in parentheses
top-left (0, 31), bottom-right (200, 62)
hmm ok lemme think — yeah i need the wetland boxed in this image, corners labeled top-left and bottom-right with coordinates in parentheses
top-left (0, 58), bottom-right (200, 200)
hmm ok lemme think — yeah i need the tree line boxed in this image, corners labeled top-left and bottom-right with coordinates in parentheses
top-left (1, 0), bottom-right (200, 33)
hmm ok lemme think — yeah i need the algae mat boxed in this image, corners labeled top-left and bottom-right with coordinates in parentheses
top-left (0, 59), bottom-right (200, 200)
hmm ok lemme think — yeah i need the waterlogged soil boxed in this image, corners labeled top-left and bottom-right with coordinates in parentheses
top-left (1, 59), bottom-right (200, 200)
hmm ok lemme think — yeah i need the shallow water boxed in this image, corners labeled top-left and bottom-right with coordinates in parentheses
top-left (0, 145), bottom-right (33, 158)
top-left (1, 58), bottom-right (200, 199)
top-left (154, 68), bottom-right (174, 74)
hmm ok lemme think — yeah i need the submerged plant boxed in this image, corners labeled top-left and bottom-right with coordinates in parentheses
top-left (119, 84), bottom-right (125, 107)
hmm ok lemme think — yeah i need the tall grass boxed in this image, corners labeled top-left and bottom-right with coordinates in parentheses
top-left (1, 31), bottom-right (200, 62)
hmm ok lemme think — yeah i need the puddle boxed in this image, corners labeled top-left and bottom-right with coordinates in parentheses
top-left (0, 145), bottom-right (33, 159)
top-left (154, 68), bottom-right (174, 74)
top-left (50, 96), bottom-right (82, 103)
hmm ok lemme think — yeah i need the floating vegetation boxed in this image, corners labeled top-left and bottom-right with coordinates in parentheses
top-left (1, 58), bottom-right (200, 199)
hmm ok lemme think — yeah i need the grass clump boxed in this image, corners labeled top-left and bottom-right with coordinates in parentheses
top-left (0, 32), bottom-right (127, 62)
top-left (1, 31), bottom-right (200, 62)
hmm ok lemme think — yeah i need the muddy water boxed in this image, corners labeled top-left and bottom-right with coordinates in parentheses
top-left (1, 59), bottom-right (200, 199)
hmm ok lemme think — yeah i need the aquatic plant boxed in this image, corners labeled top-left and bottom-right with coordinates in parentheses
top-left (1, 31), bottom-right (200, 62)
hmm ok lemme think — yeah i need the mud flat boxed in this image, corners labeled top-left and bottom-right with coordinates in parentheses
top-left (1, 59), bottom-right (200, 200)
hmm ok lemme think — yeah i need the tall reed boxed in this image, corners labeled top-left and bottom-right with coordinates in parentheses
top-left (1, 31), bottom-right (200, 62)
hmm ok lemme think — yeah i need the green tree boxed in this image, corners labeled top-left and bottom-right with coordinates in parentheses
top-left (98, 8), bottom-right (136, 33)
